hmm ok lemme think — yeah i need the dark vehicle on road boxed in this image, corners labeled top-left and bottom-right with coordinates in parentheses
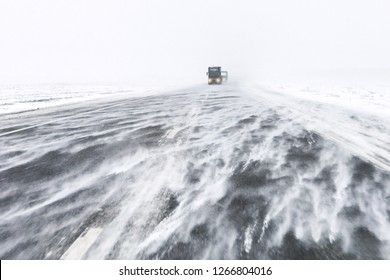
top-left (207, 66), bottom-right (228, 85)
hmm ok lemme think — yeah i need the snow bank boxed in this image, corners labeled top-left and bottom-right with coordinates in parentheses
top-left (243, 82), bottom-right (390, 172)
top-left (0, 82), bottom-right (197, 115)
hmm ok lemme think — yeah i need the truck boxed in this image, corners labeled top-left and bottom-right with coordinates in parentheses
top-left (207, 66), bottom-right (228, 85)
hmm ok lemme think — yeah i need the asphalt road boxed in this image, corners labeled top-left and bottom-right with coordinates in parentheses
top-left (0, 84), bottom-right (389, 259)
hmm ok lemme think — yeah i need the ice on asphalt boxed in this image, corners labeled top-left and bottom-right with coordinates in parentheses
top-left (0, 82), bottom-right (389, 259)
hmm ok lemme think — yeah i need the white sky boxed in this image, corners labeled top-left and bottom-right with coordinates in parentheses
top-left (0, 0), bottom-right (390, 84)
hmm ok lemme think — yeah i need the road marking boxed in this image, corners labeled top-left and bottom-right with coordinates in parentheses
top-left (166, 127), bottom-right (181, 139)
top-left (157, 92), bottom-right (210, 146)
top-left (165, 92), bottom-right (210, 142)
top-left (60, 227), bottom-right (103, 260)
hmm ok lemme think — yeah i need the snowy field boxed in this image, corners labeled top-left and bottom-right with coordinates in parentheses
top-left (245, 83), bottom-right (390, 171)
top-left (0, 83), bottom-right (193, 115)
top-left (0, 83), bottom-right (389, 259)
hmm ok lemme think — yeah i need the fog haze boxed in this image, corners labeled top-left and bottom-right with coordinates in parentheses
top-left (1, 0), bottom-right (390, 84)
top-left (2, 1), bottom-right (390, 262)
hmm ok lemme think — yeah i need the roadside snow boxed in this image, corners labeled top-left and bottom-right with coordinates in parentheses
top-left (0, 82), bottom-right (196, 115)
top-left (243, 83), bottom-right (390, 172)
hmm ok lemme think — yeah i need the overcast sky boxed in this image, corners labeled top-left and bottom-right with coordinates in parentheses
top-left (1, 0), bottom-right (390, 85)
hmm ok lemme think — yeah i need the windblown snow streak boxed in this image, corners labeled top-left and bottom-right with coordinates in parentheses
top-left (0, 84), bottom-right (389, 259)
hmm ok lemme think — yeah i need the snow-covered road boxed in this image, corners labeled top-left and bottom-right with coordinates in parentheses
top-left (0, 83), bottom-right (389, 259)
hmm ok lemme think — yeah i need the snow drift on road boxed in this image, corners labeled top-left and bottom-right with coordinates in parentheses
top-left (0, 83), bottom-right (389, 259)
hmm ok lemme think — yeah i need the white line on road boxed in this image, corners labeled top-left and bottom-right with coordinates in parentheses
top-left (166, 127), bottom-right (181, 139)
top-left (60, 227), bottom-right (103, 260)
top-left (157, 91), bottom-right (211, 147)
top-left (163, 92), bottom-right (209, 142)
